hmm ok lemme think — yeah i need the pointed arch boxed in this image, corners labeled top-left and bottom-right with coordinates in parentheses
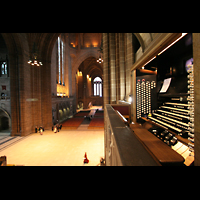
top-left (133, 33), bottom-right (145, 52)
top-left (72, 49), bottom-right (100, 74)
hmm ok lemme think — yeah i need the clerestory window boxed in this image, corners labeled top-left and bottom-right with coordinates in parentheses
top-left (0, 61), bottom-right (8, 77)
top-left (57, 36), bottom-right (65, 85)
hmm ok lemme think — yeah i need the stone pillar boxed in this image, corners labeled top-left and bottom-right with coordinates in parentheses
top-left (68, 54), bottom-right (72, 97)
top-left (83, 73), bottom-right (87, 109)
top-left (88, 77), bottom-right (92, 96)
top-left (103, 33), bottom-right (110, 106)
top-left (65, 33), bottom-right (72, 97)
top-left (41, 57), bottom-right (52, 130)
top-left (9, 51), bottom-right (21, 136)
top-left (125, 33), bottom-right (134, 100)
top-left (119, 33), bottom-right (125, 100)
top-left (115, 33), bottom-right (120, 102)
top-left (131, 70), bottom-right (137, 123)
top-left (109, 33), bottom-right (116, 103)
top-left (31, 62), bottom-right (42, 131)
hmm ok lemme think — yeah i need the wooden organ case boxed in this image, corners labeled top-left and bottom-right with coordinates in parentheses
top-left (134, 33), bottom-right (194, 166)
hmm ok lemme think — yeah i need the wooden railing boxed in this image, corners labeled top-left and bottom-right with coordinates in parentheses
top-left (104, 104), bottom-right (160, 166)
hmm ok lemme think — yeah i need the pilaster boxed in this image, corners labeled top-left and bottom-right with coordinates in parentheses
top-left (109, 33), bottom-right (116, 103)
top-left (103, 33), bottom-right (110, 106)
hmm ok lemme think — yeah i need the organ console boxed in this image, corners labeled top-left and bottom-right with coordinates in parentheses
top-left (136, 75), bottom-right (157, 119)
top-left (135, 63), bottom-right (194, 166)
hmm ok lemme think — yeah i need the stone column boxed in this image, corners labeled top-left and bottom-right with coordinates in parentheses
top-left (103, 33), bottom-right (110, 106)
top-left (119, 33), bottom-right (125, 100)
top-left (125, 33), bottom-right (134, 100)
top-left (41, 57), bottom-right (52, 130)
top-left (109, 33), bottom-right (116, 104)
top-left (115, 33), bottom-right (120, 102)
top-left (131, 70), bottom-right (137, 123)
top-left (65, 33), bottom-right (72, 97)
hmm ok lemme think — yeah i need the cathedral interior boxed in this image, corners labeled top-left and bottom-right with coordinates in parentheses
top-left (0, 33), bottom-right (200, 166)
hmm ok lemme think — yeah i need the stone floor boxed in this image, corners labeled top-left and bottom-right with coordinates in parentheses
top-left (0, 130), bottom-right (104, 166)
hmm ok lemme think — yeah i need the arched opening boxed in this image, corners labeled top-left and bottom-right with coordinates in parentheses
top-left (133, 33), bottom-right (144, 53)
top-left (0, 108), bottom-right (11, 135)
top-left (1, 117), bottom-right (9, 129)
top-left (0, 34), bottom-right (11, 136)
top-left (76, 56), bottom-right (103, 109)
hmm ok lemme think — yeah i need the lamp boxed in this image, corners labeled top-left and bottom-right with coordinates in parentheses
top-left (28, 42), bottom-right (43, 66)
top-left (97, 55), bottom-right (103, 64)
top-left (128, 95), bottom-right (132, 103)
top-left (97, 47), bottom-right (103, 63)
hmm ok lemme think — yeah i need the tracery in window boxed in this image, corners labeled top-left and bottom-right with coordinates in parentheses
top-left (93, 77), bottom-right (102, 97)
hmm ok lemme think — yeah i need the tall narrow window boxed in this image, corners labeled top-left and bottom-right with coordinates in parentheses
top-left (62, 40), bottom-right (65, 86)
top-left (94, 83), bottom-right (97, 96)
top-left (93, 77), bottom-right (102, 97)
top-left (58, 36), bottom-right (65, 86)
top-left (1, 63), bottom-right (5, 75)
top-left (1, 61), bottom-right (8, 77)
top-left (96, 82), bottom-right (99, 95)
top-left (58, 36), bottom-right (61, 85)
top-left (100, 82), bottom-right (102, 97)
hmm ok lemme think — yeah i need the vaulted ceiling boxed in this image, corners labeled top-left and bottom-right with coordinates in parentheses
top-left (24, 33), bottom-right (155, 56)
top-left (78, 56), bottom-right (103, 80)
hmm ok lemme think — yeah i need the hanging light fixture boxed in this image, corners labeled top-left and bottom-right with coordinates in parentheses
top-left (28, 42), bottom-right (43, 66)
top-left (97, 54), bottom-right (103, 64)
top-left (97, 44), bottom-right (103, 64)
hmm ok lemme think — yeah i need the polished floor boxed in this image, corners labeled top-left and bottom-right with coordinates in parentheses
top-left (0, 129), bottom-right (104, 166)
